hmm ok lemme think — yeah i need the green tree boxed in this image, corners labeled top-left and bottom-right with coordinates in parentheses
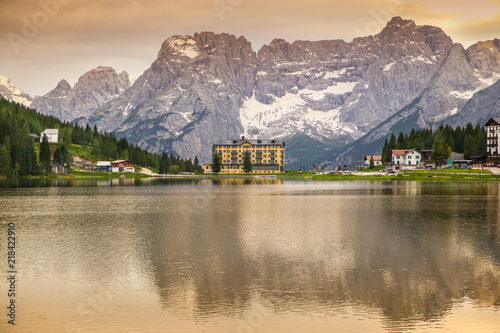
top-left (169, 164), bottom-right (180, 174)
top-left (381, 138), bottom-right (390, 164)
top-left (39, 134), bottom-right (52, 172)
top-left (384, 133), bottom-right (397, 163)
top-left (0, 144), bottom-right (11, 176)
top-left (243, 151), bottom-right (252, 174)
top-left (396, 132), bottom-right (407, 149)
top-left (431, 130), bottom-right (451, 166)
top-left (369, 156), bottom-right (375, 169)
top-left (464, 134), bottom-right (478, 159)
top-left (193, 155), bottom-right (202, 174)
top-left (212, 153), bottom-right (221, 174)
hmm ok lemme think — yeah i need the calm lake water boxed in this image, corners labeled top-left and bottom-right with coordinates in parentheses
top-left (1, 178), bottom-right (499, 332)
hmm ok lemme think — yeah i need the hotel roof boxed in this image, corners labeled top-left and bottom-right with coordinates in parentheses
top-left (214, 138), bottom-right (284, 146)
top-left (485, 118), bottom-right (500, 126)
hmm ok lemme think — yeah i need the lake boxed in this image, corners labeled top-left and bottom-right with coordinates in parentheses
top-left (0, 178), bottom-right (499, 332)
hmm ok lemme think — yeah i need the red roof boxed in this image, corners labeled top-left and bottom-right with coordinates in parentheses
top-left (391, 149), bottom-right (410, 156)
top-left (365, 155), bottom-right (382, 161)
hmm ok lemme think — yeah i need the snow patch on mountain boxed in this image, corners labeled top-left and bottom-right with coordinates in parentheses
top-left (0, 75), bottom-right (32, 107)
top-left (167, 36), bottom-right (200, 58)
top-left (449, 87), bottom-right (482, 100)
top-left (383, 62), bottom-right (396, 71)
top-left (323, 68), bottom-right (349, 79)
top-left (299, 81), bottom-right (358, 101)
top-left (239, 92), bottom-right (361, 142)
top-left (476, 72), bottom-right (500, 87)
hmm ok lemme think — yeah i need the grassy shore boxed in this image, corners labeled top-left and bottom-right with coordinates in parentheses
top-left (68, 171), bottom-right (151, 178)
top-left (4, 168), bottom-right (500, 183)
top-left (309, 168), bottom-right (498, 182)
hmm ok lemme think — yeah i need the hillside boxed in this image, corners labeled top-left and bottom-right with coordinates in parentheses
top-left (0, 97), bottom-right (200, 176)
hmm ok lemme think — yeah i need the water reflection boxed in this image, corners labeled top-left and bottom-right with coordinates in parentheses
top-left (0, 181), bottom-right (499, 332)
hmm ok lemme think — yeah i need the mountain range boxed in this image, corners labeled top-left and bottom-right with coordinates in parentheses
top-left (1, 17), bottom-right (499, 168)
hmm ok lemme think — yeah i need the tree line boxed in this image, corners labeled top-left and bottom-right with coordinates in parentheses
top-left (381, 123), bottom-right (487, 164)
top-left (158, 153), bottom-right (203, 174)
top-left (0, 97), bottom-right (200, 176)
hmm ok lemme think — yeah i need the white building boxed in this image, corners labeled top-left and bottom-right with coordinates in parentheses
top-left (485, 118), bottom-right (500, 156)
top-left (41, 129), bottom-right (59, 143)
top-left (392, 149), bottom-right (421, 169)
top-left (364, 155), bottom-right (382, 167)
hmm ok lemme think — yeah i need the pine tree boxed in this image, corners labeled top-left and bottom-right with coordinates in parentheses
top-left (431, 130), bottom-right (451, 166)
top-left (369, 156), bottom-right (375, 169)
top-left (386, 133), bottom-right (397, 163)
top-left (396, 132), bottom-right (406, 149)
top-left (39, 134), bottom-right (52, 172)
top-left (464, 134), bottom-right (478, 159)
top-left (212, 153), bottom-right (221, 174)
top-left (243, 151), bottom-right (252, 174)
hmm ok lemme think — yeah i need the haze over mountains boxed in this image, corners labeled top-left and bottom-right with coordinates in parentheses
top-left (2, 17), bottom-right (499, 168)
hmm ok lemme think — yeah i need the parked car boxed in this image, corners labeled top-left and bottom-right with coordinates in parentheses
top-left (343, 171), bottom-right (351, 175)
top-left (387, 170), bottom-right (396, 175)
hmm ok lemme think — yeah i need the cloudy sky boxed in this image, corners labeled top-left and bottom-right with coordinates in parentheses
top-left (1, 0), bottom-right (499, 96)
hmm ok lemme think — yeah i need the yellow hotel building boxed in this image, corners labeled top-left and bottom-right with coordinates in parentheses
top-left (205, 137), bottom-right (285, 174)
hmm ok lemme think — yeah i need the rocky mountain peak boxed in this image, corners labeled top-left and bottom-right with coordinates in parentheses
top-left (32, 67), bottom-right (131, 123)
top-left (466, 39), bottom-right (500, 84)
top-left (158, 35), bottom-right (200, 59)
top-left (434, 43), bottom-right (480, 91)
top-left (270, 38), bottom-right (287, 45)
top-left (386, 16), bottom-right (416, 28)
top-left (0, 75), bottom-right (32, 107)
top-left (54, 79), bottom-right (71, 92)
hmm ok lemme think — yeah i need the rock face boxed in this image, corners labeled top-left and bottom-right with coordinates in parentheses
top-left (242, 17), bottom-right (453, 165)
top-left (337, 40), bottom-right (500, 162)
top-left (446, 79), bottom-right (500, 128)
top-left (0, 75), bottom-right (32, 107)
top-left (31, 66), bottom-right (131, 123)
top-left (90, 32), bottom-right (258, 160)
top-left (90, 17), bottom-right (456, 164)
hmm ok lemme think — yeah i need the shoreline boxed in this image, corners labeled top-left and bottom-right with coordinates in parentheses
top-left (2, 169), bottom-right (500, 183)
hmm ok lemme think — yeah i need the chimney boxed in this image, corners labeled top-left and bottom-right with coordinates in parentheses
top-left (242, 136), bottom-right (245, 140)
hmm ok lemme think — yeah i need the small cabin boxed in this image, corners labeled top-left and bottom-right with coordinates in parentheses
top-left (95, 161), bottom-right (112, 172)
top-left (111, 160), bottom-right (135, 173)
top-left (41, 129), bottom-right (59, 143)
